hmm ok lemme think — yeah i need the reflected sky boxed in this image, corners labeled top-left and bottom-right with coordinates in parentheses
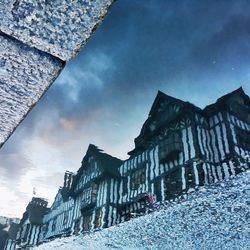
top-left (1, 0), bottom-right (250, 217)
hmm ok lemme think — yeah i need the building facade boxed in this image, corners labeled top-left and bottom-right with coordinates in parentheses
top-left (40, 171), bottom-right (75, 242)
top-left (5, 88), bottom-right (250, 249)
top-left (5, 198), bottom-right (49, 249)
top-left (70, 144), bottom-right (122, 234)
top-left (117, 88), bottom-right (250, 221)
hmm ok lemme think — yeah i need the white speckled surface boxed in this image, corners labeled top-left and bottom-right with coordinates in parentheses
top-left (33, 170), bottom-right (250, 250)
top-left (0, 0), bottom-right (114, 61)
top-left (0, 33), bottom-right (64, 147)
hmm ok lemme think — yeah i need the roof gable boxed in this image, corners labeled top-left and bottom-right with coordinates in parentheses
top-left (81, 144), bottom-right (122, 176)
top-left (71, 144), bottom-right (122, 191)
top-left (142, 92), bottom-right (185, 133)
top-left (131, 91), bottom-right (198, 153)
top-left (148, 91), bottom-right (186, 117)
top-left (203, 87), bottom-right (250, 115)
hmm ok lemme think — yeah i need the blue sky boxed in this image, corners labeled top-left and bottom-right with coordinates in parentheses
top-left (0, 0), bottom-right (250, 217)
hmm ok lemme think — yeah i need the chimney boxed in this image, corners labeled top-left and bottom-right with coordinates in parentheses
top-left (63, 171), bottom-right (75, 189)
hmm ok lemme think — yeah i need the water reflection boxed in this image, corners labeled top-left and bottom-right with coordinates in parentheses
top-left (0, 0), bottom-right (250, 219)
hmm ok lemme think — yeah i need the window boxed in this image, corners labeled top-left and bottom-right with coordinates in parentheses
top-left (164, 168), bottom-right (182, 200)
top-left (231, 102), bottom-right (250, 123)
top-left (122, 180), bottom-right (128, 195)
top-left (131, 168), bottom-right (145, 190)
top-left (236, 127), bottom-right (250, 151)
top-left (185, 165), bottom-right (195, 190)
top-left (91, 183), bottom-right (98, 202)
top-left (63, 211), bottom-right (69, 225)
top-left (120, 199), bottom-right (146, 221)
top-left (73, 218), bottom-right (81, 235)
top-left (159, 132), bottom-right (182, 163)
top-left (95, 208), bottom-right (103, 228)
top-left (154, 181), bottom-right (162, 201)
top-left (42, 224), bottom-right (48, 238)
top-left (83, 213), bottom-right (92, 231)
top-left (51, 218), bottom-right (57, 232)
top-left (81, 182), bottom-right (98, 208)
top-left (88, 156), bottom-right (96, 168)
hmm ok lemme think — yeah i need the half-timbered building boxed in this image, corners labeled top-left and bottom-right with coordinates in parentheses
top-left (39, 171), bottom-right (75, 242)
top-left (4, 223), bottom-right (19, 250)
top-left (117, 87), bottom-right (250, 221)
top-left (15, 198), bottom-right (49, 248)
top-left (4, 88), bottom-right (250, 249)
top-left (70, 144), bottom-right (122, 233)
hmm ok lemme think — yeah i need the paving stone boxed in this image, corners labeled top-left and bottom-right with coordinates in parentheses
top-left (0, 0), bottom-right (114, 61)
top-left (33, 171), bottom-right (250, 250)
top-left (0, 33), bottom-right (64, 148)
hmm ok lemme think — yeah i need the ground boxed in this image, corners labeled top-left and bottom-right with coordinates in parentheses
top-left (33, 171), bottom-right (250, 250)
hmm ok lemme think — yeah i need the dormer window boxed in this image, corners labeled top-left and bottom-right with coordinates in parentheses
top-left (159, 132), bottom-right (182, 163)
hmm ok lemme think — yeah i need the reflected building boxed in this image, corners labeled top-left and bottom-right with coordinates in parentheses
top-left (4, 88), bottom-right (250, 249)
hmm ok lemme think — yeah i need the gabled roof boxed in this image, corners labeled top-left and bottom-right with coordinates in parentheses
top-left (203, 87), bottom-right (250, 115)
top-left (80, 144), bottom-right (122, 176)
top-left (71, 144), bottom-right (123, 191)
top-left (129, 87), bottom-right (249, 156)
top-left (130, 91), bottom-right (199, 155)
top-left (148, 91), bottom-right (187, 116)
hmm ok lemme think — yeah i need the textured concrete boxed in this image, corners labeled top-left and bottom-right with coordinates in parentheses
top-left (0, 0), bottom-right (114, 61)
top-left (0, 33), bottom-right (64, 148)
top-left (0, 0), bottom-right (115, 148)
top-left (33, 171), bottom-right (250, 250)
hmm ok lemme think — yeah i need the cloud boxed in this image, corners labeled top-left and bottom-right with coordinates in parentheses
top-left (191, 14), bottom-right (250, 68)
top-left (0, 125), bottom-right (36, 189)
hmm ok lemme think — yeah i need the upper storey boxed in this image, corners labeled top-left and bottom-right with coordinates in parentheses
top-left (71, 144), bottom-right (123, 194)
top-left (129, 87), bottom-right (250, 158)
top-left (130, 91), bottom-right (200, 156)
top-left (203, 87), bottom-right (250, 122)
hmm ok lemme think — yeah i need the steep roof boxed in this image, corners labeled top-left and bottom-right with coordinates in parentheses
top-left (203, 87), bottom-right (250, 115)
top-left (80, 144), bottom-right (123, 176)
top-left (148, 91), bottom-right (187, 116)
top-left (71, 144), bottom-right (123, 191)
top-left (129, 87), bottom-right (249, 156)
top-left (129, 91), bottom-right (199, 155)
